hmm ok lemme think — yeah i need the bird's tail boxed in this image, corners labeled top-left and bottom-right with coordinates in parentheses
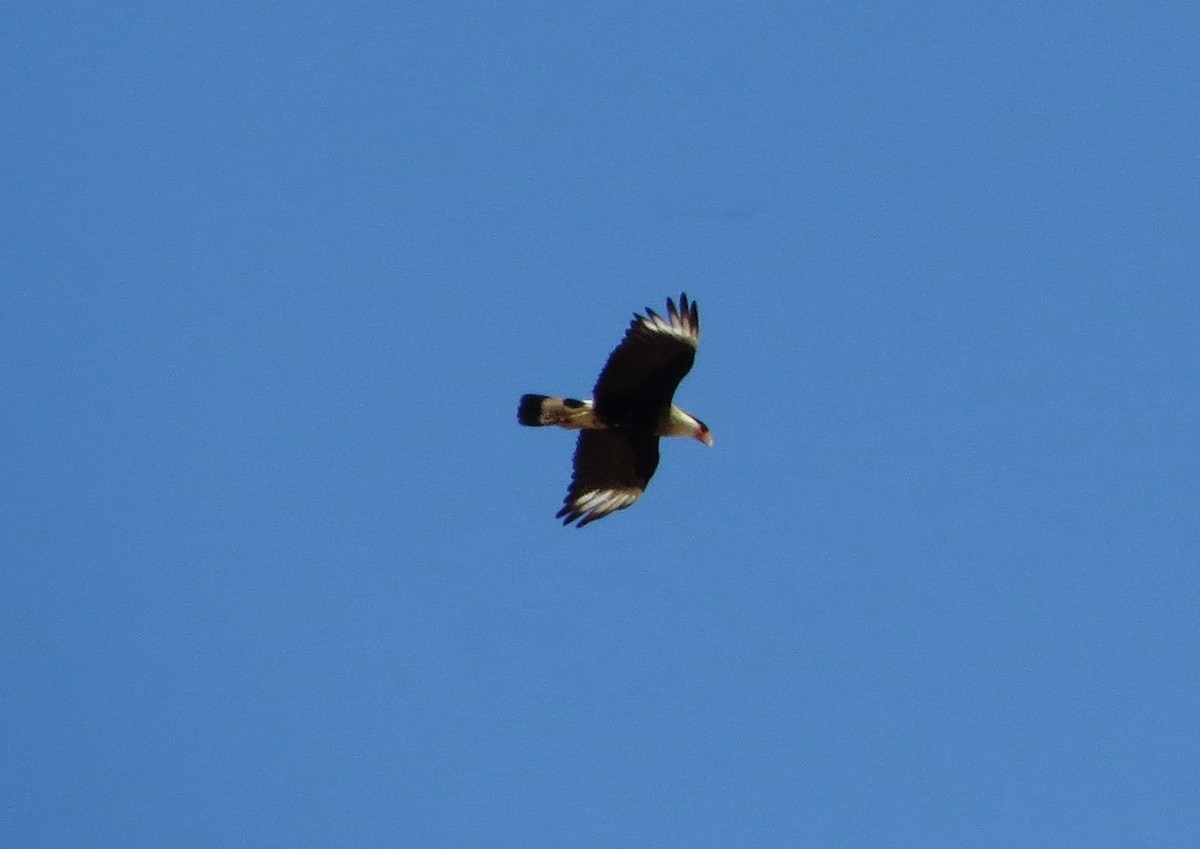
top-left (517, 394), bottom-right (593, 428)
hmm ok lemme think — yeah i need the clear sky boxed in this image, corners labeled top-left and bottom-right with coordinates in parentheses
top-left (5, 2), bottom-right (1198, 847)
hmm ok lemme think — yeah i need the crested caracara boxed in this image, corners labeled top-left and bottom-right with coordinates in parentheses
top-left (518, 293), bottom-right (712, 527)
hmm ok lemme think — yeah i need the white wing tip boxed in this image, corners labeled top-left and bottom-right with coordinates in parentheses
top-left (636, 293), bottom-right (699, 345)
top-left (557, 487), bottom-right (643, 527)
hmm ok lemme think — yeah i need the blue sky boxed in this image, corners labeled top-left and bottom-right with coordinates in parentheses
top-left (5, 2), bottom-right (1199, 846)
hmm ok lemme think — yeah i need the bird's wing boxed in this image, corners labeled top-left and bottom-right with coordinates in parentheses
top-left (592, 293), bottom-right (699, 428)
top-left (556, 429), bottom-right (661, 527)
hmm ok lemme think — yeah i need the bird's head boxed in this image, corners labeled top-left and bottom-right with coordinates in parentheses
top-left (666, 406), bottom-right (713, 445)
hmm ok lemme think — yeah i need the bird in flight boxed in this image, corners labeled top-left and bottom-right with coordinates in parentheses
top-left (518, 293), bottom-right (712, 527)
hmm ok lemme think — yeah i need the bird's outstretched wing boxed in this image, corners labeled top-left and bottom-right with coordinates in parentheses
top-left (556, 429), bottom-right (661, 527)
top-left (592, 293), bottom-right (699, 428)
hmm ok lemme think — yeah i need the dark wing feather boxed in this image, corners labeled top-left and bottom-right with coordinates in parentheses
top-left (592, 293), bottom-right (699, 428)
top-left (556, 429), bottom-right (660, 527)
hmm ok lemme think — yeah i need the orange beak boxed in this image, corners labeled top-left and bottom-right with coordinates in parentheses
top-left (697, 428), bottom-right (714, 447)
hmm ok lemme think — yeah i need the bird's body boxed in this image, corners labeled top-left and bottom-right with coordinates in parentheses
top-left (517, 293), bottom-right (711, 527)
